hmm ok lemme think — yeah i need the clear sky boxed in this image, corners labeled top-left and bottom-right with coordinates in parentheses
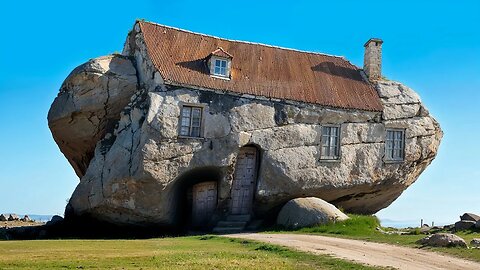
top-left (1, 1), bottom-right (479, 225)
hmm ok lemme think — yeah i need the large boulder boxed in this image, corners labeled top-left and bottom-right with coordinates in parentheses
top-left (276, 197), bottom-right (349, 229)
top-left (417, 233), bottom-right (467, 248)
top-left (59, 79), bottom-right (442, 227)
top-left (0, 214), bottom-right (7, 221)
top-left (48, 54), bottom-right (137, 177)
top-left (460, 213), bottom-right (480, 222)
top-left (50, 32), bottom-right (441, 227)
top-left (455, 220), bottom-right (476, 231)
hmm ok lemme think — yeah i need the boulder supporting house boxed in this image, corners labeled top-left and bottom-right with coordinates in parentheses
top-left (48, 20), bottom-right (442, 230)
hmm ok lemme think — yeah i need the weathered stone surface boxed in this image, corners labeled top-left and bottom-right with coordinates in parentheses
top-left (460, 213), bottom-right (480, 222)
top-left (477, 220), bottom-right (480, 229)
top-left (455, 220), bottom-right (476, 231)
top-left (417, 233), bottom-right (467, 248)
top-left (49, 31), bottom-right (442, 227)
top-left (46, 215), bottom-right (64, 226)
top-left (21, 215), bottom-right (32, 222)
top-left (276, 197), bottom-right (349, 229)
top-left (48, 54), bottom-right (137, 177)
top-left (471, 238), bottom-right (480, 248)
top-left (0, 214), bottom-right (7, 221)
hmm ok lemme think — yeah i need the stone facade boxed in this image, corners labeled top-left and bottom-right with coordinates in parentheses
top-left (48, 23), bottom-right (442, 229)
top-left (364, 38), bottom-right (383, 80)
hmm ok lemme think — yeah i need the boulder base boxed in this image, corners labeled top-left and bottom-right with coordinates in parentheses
top-left (455, 220), bottom-right (476, 231)
top-left (277, 197), bottom-right (348, 229)
top-left (417, 233), bottom-right (467, 248)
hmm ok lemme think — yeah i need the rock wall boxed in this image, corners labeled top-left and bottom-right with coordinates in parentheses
top-left (61, 78), bottom-right (441, 226)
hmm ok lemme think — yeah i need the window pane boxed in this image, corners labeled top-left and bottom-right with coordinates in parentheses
top-left (191, 127), bottom-right (200, 137)
top-left (215, 59), bottom-right (221, 66)
top-left (181, 117), bottom-right (190, 126)
top-left (180, 126), bottom-right (189, 136)
top-left (214, 66), bottom-right (221, 74)
top-left (182, 107), bottom-right (191, 117)
top-left (221, 60), bottom-right (227, 67)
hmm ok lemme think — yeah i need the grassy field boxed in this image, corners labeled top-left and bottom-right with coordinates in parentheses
top-left (268, 215), bottom-right (480, 262)
top-left (0, 235), bottom-right (383, 270)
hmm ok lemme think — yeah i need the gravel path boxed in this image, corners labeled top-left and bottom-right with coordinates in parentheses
top-left (225, 233), bottom-right (480, 270)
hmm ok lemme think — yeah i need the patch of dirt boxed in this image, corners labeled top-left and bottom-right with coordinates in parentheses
top-left (225, 233), bottom-right (480, 270)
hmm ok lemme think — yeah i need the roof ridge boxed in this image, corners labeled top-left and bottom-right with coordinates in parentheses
top-left (138, 20), bottom-right (346, 59)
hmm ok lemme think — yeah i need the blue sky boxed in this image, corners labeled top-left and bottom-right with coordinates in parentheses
top-left (1, 1), bottom-right (479, 225)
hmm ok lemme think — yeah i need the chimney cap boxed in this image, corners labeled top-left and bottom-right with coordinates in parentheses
top-left (364, 38), bottom-right (383, 47)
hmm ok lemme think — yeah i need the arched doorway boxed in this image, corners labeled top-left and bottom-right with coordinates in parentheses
top-left (230, 146), bottom-right (259, 215)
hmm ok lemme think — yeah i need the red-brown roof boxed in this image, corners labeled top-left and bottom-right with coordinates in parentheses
top-left (211, 47), bottom-right (233, 59)
top-left (138, 21), bottom-right (383, 111)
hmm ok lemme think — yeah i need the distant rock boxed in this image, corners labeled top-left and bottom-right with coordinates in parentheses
top-left (417, 233), bottom-right (467, 248)
top-left (0, 214), bottom-right (7, 221)
top-left (46, 215), bottom-right (64, 226)
top-left (454, 220), bottom-right (476, 231)
top-left (460, 213), bottom-right (480, 222)
top-left (8, 214), bottom-right (19, 221)
top-left (277, 197), bottom-right (349, 229)
top-left (21, 215), bottom-right (32, 222)
top-left (471, 238), bottom-right (480, 248)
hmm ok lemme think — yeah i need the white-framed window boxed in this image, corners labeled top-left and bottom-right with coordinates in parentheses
top-left (213, 58), bottom-right (228, 77)
top-left (179, 105), bottom-right (203, 137)
top-left (320, 126), bottom-right (340, 160)
top-left (385, 129), bottom-right (405, 161)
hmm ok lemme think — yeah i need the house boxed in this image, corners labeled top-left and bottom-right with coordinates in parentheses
top-left (48, 20), bottom-right (442, 230)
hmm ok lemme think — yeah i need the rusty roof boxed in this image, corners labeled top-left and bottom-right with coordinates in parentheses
top-left (138, 21), bottom-right (383, 111)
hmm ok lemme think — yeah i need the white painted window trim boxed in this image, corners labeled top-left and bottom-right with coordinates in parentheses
top-left (209, 56), bottom-right (231, 79)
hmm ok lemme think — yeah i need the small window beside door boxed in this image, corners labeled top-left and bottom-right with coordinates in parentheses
top-left (320, 125), bottom-right (341, 160)
top-left (385, 129), bottom-right (405, 162)
top-left (179, 105), bottom-right (204, 138)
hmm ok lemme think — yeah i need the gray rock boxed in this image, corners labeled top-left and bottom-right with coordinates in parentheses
top-left (471, 238), bottom-right (480, 248)
top-left (460, 213), bottom-right (480, 222)
top-left (0, 214), bottom-right (7, 221)
top-left (276, 197), bottom-right (349, 229)
top-left (8, 214), bottom-right (19, 221)
top-left (455, 220), bottom-right (476, 231)
top-left (48, 54), bottom-right (137, 178)
top-left (21, 215), bottom-right (32, 222)
top-left (417, 233), bottom-right (467, 248)
top-left (46, 215), bottom-right (63, 226)
top-left (476, 220), bottom-right (480, 229)
top-left (48, 30), bottom-right (442, 227)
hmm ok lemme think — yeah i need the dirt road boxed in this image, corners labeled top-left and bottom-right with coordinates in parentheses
top-left (225, 233), bottom-right (480, 270)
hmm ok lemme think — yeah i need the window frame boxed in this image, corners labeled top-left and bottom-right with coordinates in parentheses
top-left (178, 103), bottom-right (206, 139)
top-left (210, 56), bottom-right (231, 79)
top-left (384, 128), bottom-right (405, 162)
top-left (320, 125), bottom-right (341, 161)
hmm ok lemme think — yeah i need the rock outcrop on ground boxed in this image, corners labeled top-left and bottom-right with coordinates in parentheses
top-left (48, 29), bottom-right (442, 228)
top-left (277, 197), bottom-right (348, 229)
top-left (417, 233), bottom-right (467, 248)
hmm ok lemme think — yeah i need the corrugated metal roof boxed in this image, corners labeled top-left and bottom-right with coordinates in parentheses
top-left (138, 21), bottom-right (383, 111)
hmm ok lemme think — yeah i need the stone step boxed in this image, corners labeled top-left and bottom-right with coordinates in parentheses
top-left (212, 226), bottom-right (245, 234)
top-left (226, 215), bottom-right (251, 222)
top-left (216, 221), bottom-right (247, 228)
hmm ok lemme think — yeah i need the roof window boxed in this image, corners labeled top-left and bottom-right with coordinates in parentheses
top-left (208, 47), bottom-right (232, 79)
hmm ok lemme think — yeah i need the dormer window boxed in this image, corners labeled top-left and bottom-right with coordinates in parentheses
top-left (208, 47), bottom-right (232, 79)
top-left (214, 59), bottom-right (228, 77)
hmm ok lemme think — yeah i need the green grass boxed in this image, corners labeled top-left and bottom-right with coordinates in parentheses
top-left (0, 235), bottom-right (383, 270)
top-left (268, 214), bottom-right (480, 262)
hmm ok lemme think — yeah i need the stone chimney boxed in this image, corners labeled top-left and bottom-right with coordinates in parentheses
top-left (363, 38), bottom-right (383, 81)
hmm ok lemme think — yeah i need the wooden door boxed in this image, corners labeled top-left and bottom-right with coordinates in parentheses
top-left (230, 147), bottom-right (257, 215)
top-left (192, 181), bottom-right (217, 226)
